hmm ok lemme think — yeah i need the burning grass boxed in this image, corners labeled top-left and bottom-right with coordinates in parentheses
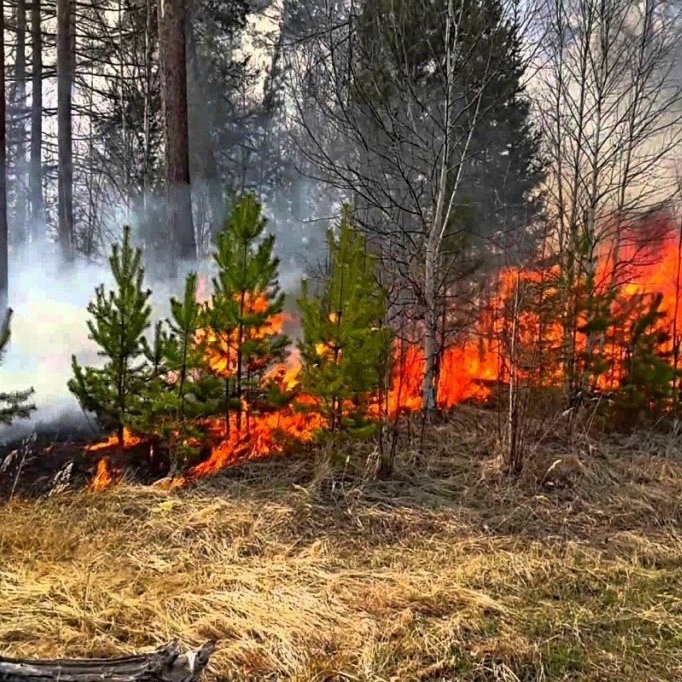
top-left (2, 410), bottom-right (682, 680)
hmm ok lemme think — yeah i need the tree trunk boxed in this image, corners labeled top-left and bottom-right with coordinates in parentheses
top-left (506, 272), bottom-right (521, 474)
top-left (0, 641), bottom-right (215, 682)
top-left (0, 0), bottom-right (8, 312)
top-left (142, 0), bottom-right (155, 199)
top-left (158, 0), bottom-right (196, 271)
top-left (186, 20), bottom-right (223, 250)
top-left (57, 0), bottom-right (74, 261)
top-left (421, 239), bottom-right (437, 416)
top-left (13, 0), bottom-right (27, 246)
top-left (29, 0), bottom-right (43, 244)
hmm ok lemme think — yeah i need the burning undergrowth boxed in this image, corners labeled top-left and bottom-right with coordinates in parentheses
top-left (0, 413), bottom-right (171, 501)
top-left (5, 203), bottom-right (682, 497)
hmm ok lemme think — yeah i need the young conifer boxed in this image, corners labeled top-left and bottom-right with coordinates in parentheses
top-left (68, 226), bottom-right (152, 447)
top-left (134, 272), bottom-right (220, 471)
top-left (614, 292), bottom-right (678, 422)
top-left (0, 309), bottom-right (36, 424)
top-left (201, 193), bottom-right (289, 431)
top-left (297, 206), bottom-right (391, 432)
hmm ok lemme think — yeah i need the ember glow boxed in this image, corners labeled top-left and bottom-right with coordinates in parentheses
top-left (86, 213), bottom-right (682, 489)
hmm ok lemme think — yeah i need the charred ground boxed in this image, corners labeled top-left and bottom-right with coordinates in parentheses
top-left (0, 412), bottom-right (173, 501)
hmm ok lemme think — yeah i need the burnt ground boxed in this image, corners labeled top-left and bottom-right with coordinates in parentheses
top-left (0, 412), bottom-right (171, 501)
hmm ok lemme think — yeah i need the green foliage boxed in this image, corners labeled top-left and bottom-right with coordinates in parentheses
top-left (297, 206), bottom-right (391, 432)
top-left (202, 193), bottom-right (290, 430)
top-left (0, 308), bottom-right (35, 425)
top-left (133, 273), bottom-right (221, 471)
top-left (354, 0), bottom-right (545, 246)
top-left (68, 226), bottom-right (153, 447)
top-left (577, 286), bottom-right (617, 389)
top-left (612, 293), bottom-right (678, 421)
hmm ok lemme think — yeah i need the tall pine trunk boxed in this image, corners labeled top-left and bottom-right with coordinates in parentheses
top-left (158, 0), bottom-right (195, 270)
top-left (0, 0), bottom-right (7, 311)
top-left (57, 0), bottom-right (74, 261)
top-left (29, 0), bottom-right (43, 244)
top-left (142, 0), bottom-right (154, 202)
top-left (186, 20), bottom-right (222, 247)
top-left (14, 0), bottom-right (27, 246)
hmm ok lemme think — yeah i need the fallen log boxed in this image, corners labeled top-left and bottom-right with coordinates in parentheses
top-left (0, 641), bottom-right (216, 682)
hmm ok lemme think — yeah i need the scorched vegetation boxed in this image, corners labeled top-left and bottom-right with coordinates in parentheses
top-left (52, 195), bottom-right (682, 493)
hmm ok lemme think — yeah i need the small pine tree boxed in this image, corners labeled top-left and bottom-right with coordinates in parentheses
top-left (297, 206), bottom-right (391, 432)
top-left (0, 308), bottom-right (36, 424)
top-left (68, 226), bottom-right (153, 447)
top-left (613, 292), bottom-right (677, 423)
top-left (201, 193), bottom-right (289, 431)
top-left (134, 273), bottom-right (221, 472)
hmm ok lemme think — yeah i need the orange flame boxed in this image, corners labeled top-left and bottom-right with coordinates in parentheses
top-left (86, 429), bottom-right (142, 491)
top-left (86, 428), bottom-right (143, 452)
top-left (90, 458), bottom-right (116, 491)
top-left (89, 214), bottom-right (682, 488)
top-left (195, 292), bottom-right (288, 378)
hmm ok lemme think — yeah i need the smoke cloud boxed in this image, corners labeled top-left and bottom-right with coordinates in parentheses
top-left (0, 190), bottom-right (329, 443)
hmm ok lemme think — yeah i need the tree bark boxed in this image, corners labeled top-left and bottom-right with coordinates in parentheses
top-left (186, 21), bottom-right (222, 251)
top-left (57, 0), bottom-right (74, 261)
top-left (422, 239), bottom-right (437, 414)
top-left (0, 641), bottom-right (215, 682)
top-left (13, 0), bottom-right (27, 246)
top-left (158, 0), bottom-right (196, 271)
top-left (0, 0), bottom-right (8, 312)
top-left (29, 0), bottom-right (43, 244)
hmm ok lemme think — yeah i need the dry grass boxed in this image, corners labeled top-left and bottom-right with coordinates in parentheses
top-left (2, 408), bottom-right (682, 681)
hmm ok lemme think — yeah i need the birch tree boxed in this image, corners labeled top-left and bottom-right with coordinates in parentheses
top-left (536, 0), bottom-right (682, 396)
top-left (287, 0), bottom-right (544, 416)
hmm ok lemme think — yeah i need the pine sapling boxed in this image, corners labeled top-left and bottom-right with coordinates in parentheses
top-left (614, 292), bottom-right (677, 422)
top-left (68, 225), bottom-right (153, 447)
top-left (297, 205), bottom-right (391, 433)
top-left (135, 272), bottom-right (219, 472)
top-left (200, 193), bottom-right (289, 432)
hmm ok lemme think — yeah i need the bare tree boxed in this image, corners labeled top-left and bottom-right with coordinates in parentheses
top-left (29, 0), bottom-right (43, 244)
top-left (12, 0), bottom-right (27, 245)
top-left (536, 0), bottom-right (682, 396)
top-left (287, 0), bottom-right (543, 417)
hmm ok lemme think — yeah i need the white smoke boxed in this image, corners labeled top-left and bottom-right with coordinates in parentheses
top-left (0, 237), bottom-right (199, 433)
top-left (0, 207), bottom-right (322, 441)
top-left (2, 242), bottom-right (113, 424)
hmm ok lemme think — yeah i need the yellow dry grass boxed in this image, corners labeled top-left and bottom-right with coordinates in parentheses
top-left (2, 409), bottom-right (682, 681)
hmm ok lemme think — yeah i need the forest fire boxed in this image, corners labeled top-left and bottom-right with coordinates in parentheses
top-left (190, 407), bottom-right (324, 477)
top-left (81, 210), bottom-right (682, 492)
top-left (84, 332), bottom-right (505, 491)
top-left (195, 293), bottom-right (289, 377)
